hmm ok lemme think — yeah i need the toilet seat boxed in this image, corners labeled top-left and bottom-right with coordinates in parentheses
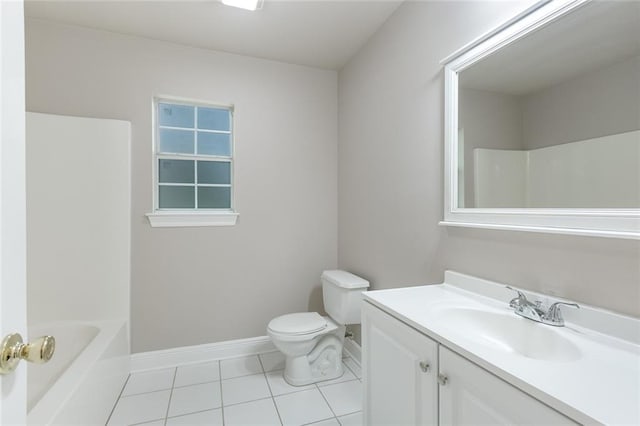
top-left (268, 312), bottom-right (327, 335)
top-left (267, 313), bottom-right (338, 343)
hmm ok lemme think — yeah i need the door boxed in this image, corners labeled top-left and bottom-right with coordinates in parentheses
top-left (362, 302), bottom-right (438, 425)
top-left (438, 346), bottom-right (576, 425)
top-left (0, 0), bottom-right (28, 424)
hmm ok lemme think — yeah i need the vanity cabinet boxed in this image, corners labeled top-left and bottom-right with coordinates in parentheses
top-left (362, 301), bottom-right (576, 425)
top-left (439, 346), bottom-right (576, 425)
top-left (362, 301), bottom-right (438, 425)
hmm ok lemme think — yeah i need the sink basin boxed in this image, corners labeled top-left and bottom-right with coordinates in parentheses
top-left (435, 307), bottom-right (582, 362)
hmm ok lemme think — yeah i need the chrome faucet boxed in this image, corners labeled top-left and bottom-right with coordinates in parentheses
top-left (505, 286), bottom-right (579, 326)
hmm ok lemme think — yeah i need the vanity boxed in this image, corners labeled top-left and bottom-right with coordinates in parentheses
top-left (361, 1), bottom-right (640, 422)
top-left (362, 271), bottom-right (640, 425)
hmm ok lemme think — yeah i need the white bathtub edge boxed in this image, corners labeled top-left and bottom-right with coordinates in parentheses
top-left (28, 320), bottom-right (129, 426)
top-left (131, 336), bottom-right (276, 372)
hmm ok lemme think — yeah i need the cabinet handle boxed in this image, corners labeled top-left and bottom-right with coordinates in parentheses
top-left (419, 361), bottom-right (430, 373)
top-left (438, 373), bottom-right (448, 386)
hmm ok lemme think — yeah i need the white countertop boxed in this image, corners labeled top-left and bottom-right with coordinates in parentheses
top-left (363, 272), bottom-right (640, 425)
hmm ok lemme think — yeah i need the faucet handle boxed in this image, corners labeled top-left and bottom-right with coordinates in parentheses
top-left (543, 302), bottom-right (580, 326)
top-left (505, 286), bottom-right (528, 309)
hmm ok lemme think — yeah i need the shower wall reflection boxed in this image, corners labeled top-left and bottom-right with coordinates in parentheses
top-left (457, 1), bottom-right (640, 208)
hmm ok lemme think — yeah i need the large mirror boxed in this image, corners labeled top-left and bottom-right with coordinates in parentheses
top-left (442, 0), bottom-right (640, 238)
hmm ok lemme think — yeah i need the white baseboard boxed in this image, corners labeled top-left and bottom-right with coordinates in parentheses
top-left (131, 334), bottom-right (362, 373)
top-left (131, 336), bottom-right (276, 372)
top-left (343, 337), bottom-right (361, 366)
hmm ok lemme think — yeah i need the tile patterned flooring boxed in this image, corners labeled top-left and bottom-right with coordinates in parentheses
top-left (107, 351), bottom-right (363, 425)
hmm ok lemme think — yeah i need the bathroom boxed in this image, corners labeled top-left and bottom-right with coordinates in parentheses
top-left (0, 0), bottom-right (638, 424)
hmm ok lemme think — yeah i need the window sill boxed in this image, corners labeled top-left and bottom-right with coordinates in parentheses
top-left (146, 211), bottom-right (238, 228)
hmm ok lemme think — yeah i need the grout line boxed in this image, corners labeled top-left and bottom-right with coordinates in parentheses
top-left (163, 368), bottom-right (178, 426)
top-left (300, 414), bottom-right (339, 426)
top-left (218, 358), bottom-right (226, 424)
top-left (120, 386), bottom-right (174, 398)
top-left (258, 353), bottom-right (284, 425)
top-left (337, 409), bottom-right (362, 417)
top-left (316, 383), bottom-right (338, 419)
top-left (120, 351), bottom-right (361, 425)
top-left (301, 418), bottom-right (339, 426)
top-left (117, 387), bottom-right (174, 398)
top-left (173, 378), bottom-right (221, 390)
top-left (269, 397), bottom-right (284, 426)
top-left (165, 408), bottom-right (220, 421)
top-left (131, 418), bottom-right (166, 426)
top-left (220, 370), bottom-right (266, 380)
top-left (317, 378), bottom-right (360, 389)
top-left (104, 373), bottom-right (132, 425)
top-left (223, 395), bottom-right (273, 409)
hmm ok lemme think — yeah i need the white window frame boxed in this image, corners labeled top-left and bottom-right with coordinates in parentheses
top-left (146, 95), bottom-right (238, 227)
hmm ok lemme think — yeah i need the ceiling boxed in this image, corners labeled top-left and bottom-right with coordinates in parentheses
top-left (25, 0), bottom-right (403, 70)
top-left (459, 1), bottom-right (640, 96)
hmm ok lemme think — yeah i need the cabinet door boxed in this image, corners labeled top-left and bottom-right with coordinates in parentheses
top-left (438, 346), bottom-right (577, 425)
top-left (362, 302), bottom-right (438, 426)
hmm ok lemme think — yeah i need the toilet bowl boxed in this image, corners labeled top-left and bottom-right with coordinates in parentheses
top-left (267, 270), bottom-right (369, 386)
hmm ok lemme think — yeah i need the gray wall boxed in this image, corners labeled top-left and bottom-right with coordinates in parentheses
top-left (521, 55), bottom-right (640, 149)
top-left (26, 19), bottom-right (338, 353)
top-left (338, 0), bottom-right (640, 340)
top-left (458, 88), bottom-right (523, 207)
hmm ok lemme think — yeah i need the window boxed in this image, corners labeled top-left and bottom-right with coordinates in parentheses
top-left (147, 98), bottom-right (238, 227)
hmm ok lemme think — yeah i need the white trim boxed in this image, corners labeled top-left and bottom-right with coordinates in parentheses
top-left (439, 1), bottom-right (550, 65)
top-left (130, 335), bottom-right (275, 372)
top-left (0, 0), bottom-right (27, 423)
top-left (157, 153), bottom-right (232, 162)
top-left (159, 125), bottom-right (231, 135)
top-left (442, 0), bottom-right (640, 239)
top-left (343, 337), bottom-right (361, 366)
top-left (146, 211), bottom-right (238, 227)
top-left (439, 221), bottom-right (640, 240)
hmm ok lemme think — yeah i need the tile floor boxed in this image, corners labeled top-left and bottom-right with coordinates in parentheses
top-left (107, 351), bottom-right (363, 426)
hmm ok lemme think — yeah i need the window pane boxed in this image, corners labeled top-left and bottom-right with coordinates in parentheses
top-left (197, 132), bottom-right (231, 156)
top-left (198, 107), bottom-right (230, 131)
top-left (159, 186), bottom-right (195, 208)
top-left (158, 103), bottom-right (194, 128)
top-left (159, 159), bottom-right (194, 183)
top-left (198, 187), bottom-right (231, 209)
top-left (159, 129), bottom-right (194, 154)
top-left (198, 161), bottom-right (230, 184)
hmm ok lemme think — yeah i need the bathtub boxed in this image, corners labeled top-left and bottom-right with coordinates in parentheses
top-left (27, 320), bottom-right (129, 425)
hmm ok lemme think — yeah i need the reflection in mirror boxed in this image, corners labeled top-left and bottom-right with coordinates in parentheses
top-left (457, 1), bottom-right (640, 209)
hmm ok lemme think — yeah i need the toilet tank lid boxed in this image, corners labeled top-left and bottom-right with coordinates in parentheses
top-left (321, 270), bottom-right (369, 289)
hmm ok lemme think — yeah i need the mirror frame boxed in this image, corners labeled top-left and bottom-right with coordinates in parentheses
top-left (441, 0), bottom-right (640, 239)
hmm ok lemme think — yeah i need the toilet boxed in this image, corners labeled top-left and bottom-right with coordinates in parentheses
top-left (267, 270), bottom-right (369, 386)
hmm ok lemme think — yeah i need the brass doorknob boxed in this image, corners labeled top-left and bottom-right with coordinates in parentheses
top-left (0, 333), bottom-right (55, 375)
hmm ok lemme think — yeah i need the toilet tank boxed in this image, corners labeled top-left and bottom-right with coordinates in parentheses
top-left (321, 270), bottom-right (369, 325)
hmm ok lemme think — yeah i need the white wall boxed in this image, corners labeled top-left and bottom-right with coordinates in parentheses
top-left (26, 19), bottom-right (338, 352)
top-left (338, 0), bottom-right (640, 340)
top-left (26, 113), bottom-right (131, 325)
top-left (474, 130), bottom-right (640, 208)
top-left (26, 113), bottom-right (131, 324)
top-left (528, 131), bottom-right (640, 208)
